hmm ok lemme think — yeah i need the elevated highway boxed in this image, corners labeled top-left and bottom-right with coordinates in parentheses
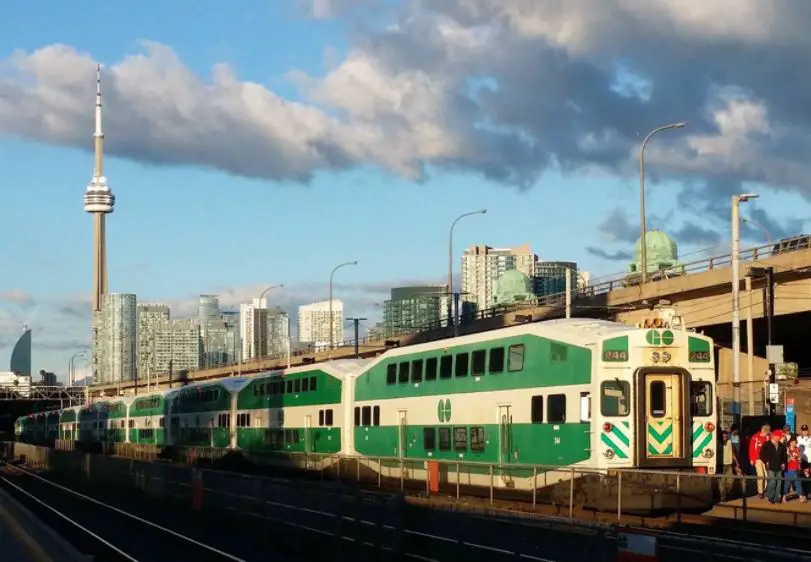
top-left (89, 236), bottom-right (811, 399)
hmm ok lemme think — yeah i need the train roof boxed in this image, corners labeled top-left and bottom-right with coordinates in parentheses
top-left (374, 317), bottom-right (637, 361)
top-left (250, 358), bottom-right (372, 380)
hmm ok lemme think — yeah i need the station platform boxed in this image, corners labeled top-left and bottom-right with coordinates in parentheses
top-left (707, 494), bottom-right (811, 526)
top-left (0, 485), bottom-right (87, 561)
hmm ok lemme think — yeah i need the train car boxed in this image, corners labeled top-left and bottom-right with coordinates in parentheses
top-left (105, 399), bottom-right (128, 443)
top-left (235, 360), bottom-right (369, 457)
top-left (349, 317), bottom-right (717, 510)
top-left (59, 406), bottom-right (80, 441)
top-left (128, 393), bottom-right (167, 445)
top-left (168, 379), bottom-right (249, 448)
top-left (14, 414), bottom-right (32, 442)
top-left (77, 402), bottom-right (110, 443)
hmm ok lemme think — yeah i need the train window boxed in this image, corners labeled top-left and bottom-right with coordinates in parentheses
top-left (580, 392), bottom-right (591, 423)
top-left (319, 410), bottom-right (325, 426)
top-left (294, 378), bottom-right (302, 394)
top-left (550, 343), bottom-right (568, 362)
top-left (455, 353), bottom-right (469, 377)
top-left (310, 376), bottom-right (317, 391)
top-left (547, 394), bottom-right (566, 423)
top-left (531, 396), bottom-right (544, 423)
top-left (272, 381), bottom-right (281, 395)
top-left (423, 428), bottom-right (436, 450)
top-left (470, 427), bottom-right (485, 452)
top-left (438, 427), bottom-right (451, 451)
top-left (425, 357), bottom-right (438, 381)
top-left (453, 427), bottom-right (468, 451)
top-left (286, 380), bottom-right (293, 394)
top-left (650, 381), bottom-right (666, 417)
top-left (398, 362), bottom-right (410, 384)
top-left (489, 347), bottom-right (504, 373)
top-left (362, 406), bottom-right (372, 426)
top-left (302, 377), bottom-right (310, 392)
top-left (373, 406), bottom-right (381, 426)
top-left (354, 407), bottom-right (361, 426)
top-left (690, 382), bottom-right (713, 417)
top-left (411, 359), bottom-right (424, 383)
top-left (386, 364), bottom-right (397, 385)
top-left (508, 344), bottom-right (525, 372)
top-left (325, 409), bottom-right (334, 426)
top-left (439, 356), bottom-right (453, 379)
top-left (471, 350), bottom-right (486, 376)
top-left (601, 381), bottom-right (630, 416)
top-left (159, 417), bottom-right (165, 428)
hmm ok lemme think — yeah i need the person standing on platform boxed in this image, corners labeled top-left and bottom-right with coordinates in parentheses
top-left (760, 429), bottom-right (788, 505)
top-left (797, 424), bottom-right (811, 465)
top-left (784, 438), bottom-right (806, 503)
top-left (719, 429), bottom-right (741, 501)
top-left (749, 424), bottom-right (770, 498)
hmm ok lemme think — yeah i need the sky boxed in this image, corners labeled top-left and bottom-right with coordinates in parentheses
top-left (2, 0), bottom-right (811, 382)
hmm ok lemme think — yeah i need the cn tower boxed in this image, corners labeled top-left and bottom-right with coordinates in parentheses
top-left (84, 64), bottom-right (115, 314)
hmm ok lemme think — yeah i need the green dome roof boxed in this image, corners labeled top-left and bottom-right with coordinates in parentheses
top-left (494, 270), bottom-right (534, 304)
top-left (628, 229), bottom-right (684, 275)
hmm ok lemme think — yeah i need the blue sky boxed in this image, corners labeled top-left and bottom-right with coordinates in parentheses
top-left (1, 0), bottom-right (808, 381)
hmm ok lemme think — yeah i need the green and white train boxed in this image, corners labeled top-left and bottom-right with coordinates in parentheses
top-left (16, 318), bottom-right (719, 509)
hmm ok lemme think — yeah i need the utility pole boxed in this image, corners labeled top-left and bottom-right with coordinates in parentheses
top-left (731, 193), bottom-right (758, 430)
top-left (748, 264), bottom-right (777, 416)
top-left (346, 317), bottom-right (367, 358)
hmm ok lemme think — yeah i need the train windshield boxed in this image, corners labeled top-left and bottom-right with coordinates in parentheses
top-left (689, 381), bottom-right (713, 417)
top-left (600, 380), bottom-right (630, 416)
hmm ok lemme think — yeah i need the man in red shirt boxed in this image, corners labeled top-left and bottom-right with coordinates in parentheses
top-left (749, 424), bottom-right (770, 498)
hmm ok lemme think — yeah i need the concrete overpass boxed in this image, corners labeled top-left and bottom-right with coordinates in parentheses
top-left (88, 235), bottom-right (811, 399)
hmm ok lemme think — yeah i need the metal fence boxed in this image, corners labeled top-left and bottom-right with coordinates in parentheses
top-left (92, 442), bottom-right (811, 528)
top-left (4, 442), bottom-right (809, 561)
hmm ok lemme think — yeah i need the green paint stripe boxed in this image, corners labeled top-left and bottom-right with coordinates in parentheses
top-left (610, 425), bottom-right (630, 447)
top-left (648, 444), bottom-right (657, 455)
top-left (692, 425), bottom-right (703, 442)
top-left (648, 424), bottom-right (673, 442)
top-left (693, 433), bottom-right (713, 457)
top-left (600, 434), bottom-right (628, 459)
top-left (662, 444), bottom-right (673, 455)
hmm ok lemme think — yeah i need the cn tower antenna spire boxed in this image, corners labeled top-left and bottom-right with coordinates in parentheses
top-left (94, 63), bottom-right (104, 178)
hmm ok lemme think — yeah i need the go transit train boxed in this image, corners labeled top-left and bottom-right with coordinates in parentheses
top-left (15, 317), bottom-right (719, 511)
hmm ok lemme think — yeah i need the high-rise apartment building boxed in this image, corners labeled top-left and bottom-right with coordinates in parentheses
top-left (198, 295), bottom-right (219, 324)
top-left (298, 300), bottom-right (343, 349)
top-left (136, 303), bottom-right (170, 382)
top-left (97, 293), bottom-right (137, 385)
top-left (154, 318), bottom-right (201, 376)
top-left (239, 299), bottom-right (289, 360)
top-left (383, 286), bottom-right (449, 336)
top-left (534, 261), bottom-right (578, 299)
top-left (461, 244), bottom-right (537, 311)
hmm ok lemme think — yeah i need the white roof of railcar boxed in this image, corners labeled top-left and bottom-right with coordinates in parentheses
top-left (249, 358), bottom-right (371, 381)
top-left (374, 318), bottom-right (642, 363)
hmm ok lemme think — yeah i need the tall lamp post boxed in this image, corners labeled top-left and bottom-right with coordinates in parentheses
top-left (731, 193), bottom-right (759, 430)
top-left (254, 284), bottom-right (284, 360)
top-left (639, 122), bottom-right (686, 284)
top-left (68, 350), bottom-right (87, 386)
top-left (448, 209), bottom-right (487, 329)
top-left (329, 261), bottom-right (358, 350)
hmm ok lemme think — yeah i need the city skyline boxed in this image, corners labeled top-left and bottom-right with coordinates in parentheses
top-left (1, 1), bottom-right (809, 379)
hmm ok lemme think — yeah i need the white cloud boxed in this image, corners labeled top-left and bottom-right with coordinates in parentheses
top-left (1, 1), bottom-right (810, 230)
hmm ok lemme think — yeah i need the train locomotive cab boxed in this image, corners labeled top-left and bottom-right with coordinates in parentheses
top-left (590, 320), bottom-right (717, 512)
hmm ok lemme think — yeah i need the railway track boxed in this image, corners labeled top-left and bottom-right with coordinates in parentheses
top-left (0, 461), bottom-right (287, 562)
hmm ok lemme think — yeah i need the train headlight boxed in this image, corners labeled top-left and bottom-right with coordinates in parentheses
top-left (703, 448), bottom-right (714, 459)
top-left (704, 422), bottom-right (715, 432)
top-left (604, 449), bottom-right (615, 459)
top-left (651, 351), bottom-right (660, 363)
top-left (661, 351), bottom-right (671, 363)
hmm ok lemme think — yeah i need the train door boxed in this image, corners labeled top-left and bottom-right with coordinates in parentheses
top-left (397, 410), bottom-right (408, 459)
top-left (638, 369), bottom-right (688, 466)
top-left (498, 405), bottom-right (513, 465)
top-left (304, 414), bottom-right (312, 453)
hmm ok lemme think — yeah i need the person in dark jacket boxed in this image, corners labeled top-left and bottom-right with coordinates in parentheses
top-left (760, 429), bottom-right (788, 504)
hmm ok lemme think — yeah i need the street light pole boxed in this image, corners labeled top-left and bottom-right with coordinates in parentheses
top-left (639, 122), bottom-right (686, 284)
top-left (732, 193), bottom-right (758, 429)
top-left (254, 284), bottom-right (283, 360)
top-left (448, 209), bottom-right (487, 330)
top-left (329, 261), bottom-right (358, 350)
